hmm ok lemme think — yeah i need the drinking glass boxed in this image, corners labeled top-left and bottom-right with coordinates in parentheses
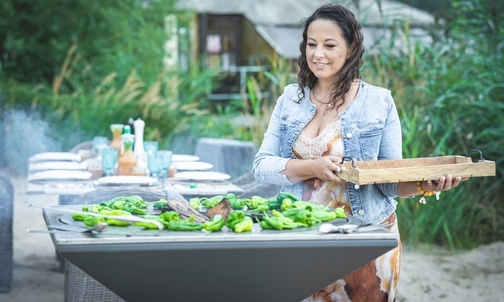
top-left (157, 150), bottom-right (173, 183)
top-left (144, 141), bottom-right (159, 154)
top-left (93, 136), bottom-right (109, 156)
top-left (148, 152), bottom-right (162, 179)
top-left (100, 147), bottom-right (118, 176)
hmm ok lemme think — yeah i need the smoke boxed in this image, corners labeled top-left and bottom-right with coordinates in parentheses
top-left (0, 110), bottom-right (64, 175)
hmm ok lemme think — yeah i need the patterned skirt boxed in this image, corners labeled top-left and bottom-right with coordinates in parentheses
top-left (301, 213), bottom-right (402, 302)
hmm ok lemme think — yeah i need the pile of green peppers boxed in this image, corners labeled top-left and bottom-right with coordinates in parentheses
top-left (72, 209), bottom-right (133, 227)
top-left (188, 193), bottom-right (283, 212)
top-left (260, 210), bottom-right (306, 230)
top-left (72, 195), bottom-right (152, 227)
top-left (96, 195), bottom-right (149, 215)
top-left (225, 211), bottom-right (253, 233)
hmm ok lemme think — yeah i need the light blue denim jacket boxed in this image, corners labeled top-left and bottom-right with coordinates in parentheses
top-left (253, 80), bottom-right (403, 224)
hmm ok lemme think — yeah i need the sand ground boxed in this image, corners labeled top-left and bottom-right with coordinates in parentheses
top-left (1, 170), bottom-right (503, 302)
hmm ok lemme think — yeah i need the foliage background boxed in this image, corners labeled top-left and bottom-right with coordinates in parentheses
top-left (0, 0), bottom-right (502, 248)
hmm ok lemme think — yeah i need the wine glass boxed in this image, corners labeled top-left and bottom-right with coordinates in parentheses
top-left (157, 150), bottom-right (173, 183)
top-left (93, 136), bottom-right (109, 156)
top-left (148, 152), bottom-right (162, 180)
top-left (144, 141), bottom-right (159, 154)
top-left (100, 147), bottom-right (118, 176)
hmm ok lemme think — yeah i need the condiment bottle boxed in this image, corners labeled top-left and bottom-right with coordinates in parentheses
top-left (133, 118), bottom-right (147, 175)
top-left (127, 117), bottom-right (135, 135)
top-left (109, 124), bottom-right (124, 158)
top-left (117, 131), bottom-right (137, 175)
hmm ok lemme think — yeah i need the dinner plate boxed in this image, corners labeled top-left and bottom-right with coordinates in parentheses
top-left (28, 170), bottom-right (93, 183)
top-left (96, 176), bottom-right (159, 186)
top-left (29, 152), bottom-right (82, 162)
top-left (173, 171), bottom-right (231, 182)
top-left (171, 154), bottom-right (200, 162)
top-left (29, 161), bottom-right (88, 172)
top-left (174, 161), bottom-right (213, 171)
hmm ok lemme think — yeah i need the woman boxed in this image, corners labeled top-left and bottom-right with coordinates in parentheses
top-left (253, 4), bottom-right (464, 302)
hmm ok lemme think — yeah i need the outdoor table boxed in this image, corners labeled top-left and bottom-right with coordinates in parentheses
top-left (43, 205), bottom-right (398, 302)
top-left (26, 158), bottom-right (245, 201)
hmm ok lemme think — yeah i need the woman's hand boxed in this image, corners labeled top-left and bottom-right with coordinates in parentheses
top-left (397, 174), bottom-right (469, 198)
top-left (311, 156), bottom-right (345, 185)
top-left (421, 174), bottom-right (468, 192)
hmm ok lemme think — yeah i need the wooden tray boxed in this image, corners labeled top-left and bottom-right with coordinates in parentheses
top-left (337, 153), bottom-right (495, 185)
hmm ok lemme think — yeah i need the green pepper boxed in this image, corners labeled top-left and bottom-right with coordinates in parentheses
top-left (270, 210), bottom-right (306, 229)
top-left (122, 203), bottom-right (147, 215)
top-left (153, 199), bottom-right (169, 210)
top-left (105, 218), bottom-right (130, 226)
top-left (72, 212), bottom-right (89, 221)
top-left (234, 216), bottom-right (253, 233)
top-left (110, 199), bottom-right (126, 210)
top-left (276, 192), bottom-right (299, 203)
top-left (280, 198), bottom-right (293, 211)
top-left (267, 197), bottom-right (282, 210)
top-left (159, 211), bottom-right (180, 222)
top-left (142, 215), bottom-right (170, 228)
top-left (335, 206), bottom-right (347, 218)
top-left (247, 196), bottom-right (268, 209)
top-left (203, 215), bottom-right (226, 232)
top-left (261, 215), bottom-right (284, 230)
top-left (224, 193), bottom-right (244, 210)
top-left (168, 220), bottom-right (203, 231)
top-left (83, 215), bottom-right (106, 226)
top-left (124, 195), bottom-right (144, 205)
top-left (260, 220), bottom-right (274, 229)
top-left (225, 211), bottom-right (246, 229)
top-left (282, 208), bottom-right (309, 225)
top-left (188, 198), bottom-right (201, 210)
top-left (312, 210), bottom-right (337, 222)
top-left (293, 201), bottom-right (326, 211)
top-left (100, 209), bottom-right (132, 216)
top-left (200, 196), bottom-right (224, 208)
top-left (134, 221), bottom-right (161, 229)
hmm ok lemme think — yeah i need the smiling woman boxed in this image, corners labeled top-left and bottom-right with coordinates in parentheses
top-left (252, 3), bottom-right (468, 302)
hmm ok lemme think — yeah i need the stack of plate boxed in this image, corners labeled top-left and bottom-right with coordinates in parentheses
top-left (29, 152), bottom-right (82, 162)
top-left (173, 171), bottom-right (231, 182)
top-left (28, 170), bottom-right (93, 184)
top-left (95, 176), bottom-right (160, 187)
top-left (174, 161), bottom-right (213, 171)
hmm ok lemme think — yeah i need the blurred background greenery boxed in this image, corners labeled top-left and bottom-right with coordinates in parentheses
top-left (0, 0), bottom-right (502, 249)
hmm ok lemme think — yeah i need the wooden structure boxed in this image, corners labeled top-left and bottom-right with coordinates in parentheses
top-left (337, 154), bottom-right (496, 185)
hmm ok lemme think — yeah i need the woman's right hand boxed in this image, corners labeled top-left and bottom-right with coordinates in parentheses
top-left (311, 156), bottom-right (345, 183)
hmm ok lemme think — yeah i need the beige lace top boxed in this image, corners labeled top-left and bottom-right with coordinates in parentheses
top-left (292, 120), bottom-right (351, 212)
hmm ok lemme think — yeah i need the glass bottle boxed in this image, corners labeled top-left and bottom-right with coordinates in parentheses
top-left (133, 118), bottom-right (147, 175)
top-left (110, 124), bottom-right (124, 158)
top-left (117, 133), bottom-right (137, 175)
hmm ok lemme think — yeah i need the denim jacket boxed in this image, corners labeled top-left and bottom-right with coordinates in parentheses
top-left (253, 80), bottom-right (403, 224)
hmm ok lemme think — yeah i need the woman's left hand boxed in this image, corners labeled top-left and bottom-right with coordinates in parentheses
top-left (422, 174), bottom-right (469, 192)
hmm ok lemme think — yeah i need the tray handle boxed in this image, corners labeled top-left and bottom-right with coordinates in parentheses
top-left (466, 149), bottom-right (485, 162)
top-left (340, 157), bottom-right (356, 168)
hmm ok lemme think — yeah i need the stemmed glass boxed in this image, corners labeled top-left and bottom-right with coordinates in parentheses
top-left (100, 147), bottom-right (118, 177)
top-left (148, 152), bottom-right (162, 180)
top-left (93, 136), bottom-right (109, 156)
top-left (157, 150), bottom-right (173, 183)
top-left (144, 141), bottom-right (159, 154)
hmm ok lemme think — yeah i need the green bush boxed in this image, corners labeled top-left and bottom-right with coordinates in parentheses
top-left (363, 0), bottom-right (503, 248)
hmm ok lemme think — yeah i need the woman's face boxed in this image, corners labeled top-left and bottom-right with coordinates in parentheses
top-left (306, 19), bottom-right (349, 83)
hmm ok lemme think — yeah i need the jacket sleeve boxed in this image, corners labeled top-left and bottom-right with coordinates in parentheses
top-left (253, 88), bottom-right (294, 186)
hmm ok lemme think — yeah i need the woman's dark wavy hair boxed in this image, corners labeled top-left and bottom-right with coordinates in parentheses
top-left (297, 4), bottom-right (364, 111)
